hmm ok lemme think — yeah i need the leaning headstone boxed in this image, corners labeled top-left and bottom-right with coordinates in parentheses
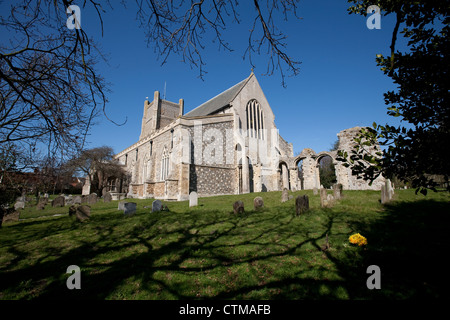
top-left (69, 205), bottom-right (78, 217)
top-left (313, 188), bottom-right (318, 195)
top-left (332, 183), bottom-right (343, 200)
top-left (76, 205), bottom-right (91, 222)
top-left (152, 200), bottom-right (162, 213)
top-left (52, 195), bottom-right (65, 207)
top-left (189, 191), bottom-right (198, 207)
top-left (73, 196), bottom-right (82, 205)
top-left (233, 200), bottom-right (245, 214)
top-left (87, 193), bottom-right (97, 205)
top-left (320, 188), bottom-right (328, 208)
top-left (254, 197), bottom-right (264, 210)
top-left (103, 192), bottom-right (112, 203)
top-left (281, 188), bottom-right (289, 203)
top-left (295, 195), bottom-right (309, 216)
top-left (124, 202), bottom-right (137, 215)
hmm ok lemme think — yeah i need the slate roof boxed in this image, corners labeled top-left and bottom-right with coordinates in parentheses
top-left (184, 74), bottom-right (252, 117)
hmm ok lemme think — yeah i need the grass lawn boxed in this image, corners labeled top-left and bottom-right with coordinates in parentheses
top-left (0, 189), bottom-right (449, 300)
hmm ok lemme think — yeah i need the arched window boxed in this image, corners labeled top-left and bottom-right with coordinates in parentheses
top-left (246, 99), bottom-right (264, 139)
top-left (160, 147), bottom-right (170, 181)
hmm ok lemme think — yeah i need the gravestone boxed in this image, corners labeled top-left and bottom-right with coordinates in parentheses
top-left (320, 188), bottom-right (328, 208)
top-left (381, 179), bottom-right (394, 204)
top-left (332, 183), bottom-right (343, 200)
top-left (313, 188), bottom-right (318, 195)
top-left (73, 196), bottom-right (82, 205)
top-left (65, 196), bottom-right (74, 206)
top-left (52, 195), bottom-right (65, 208)
top-left (189, 191), bottom-right (198, 207)
top-left (124, 202), bottom-right (137, 215)
top-left (36, 199), bottom-right (47, 210)
top-left (87, 193), bottom-right (98, 205)
top-left (295, 195), bottom-right (309, 216)
top-left (281, 188), bottom-right (289, 203)
top-left (152, 200), bottom-right (162, 213)
top-left (254, 197), bottom-right (264, 210)
top-left (76, 205), bottom-right (91, 222)
top-left (327, 194), bottom-right (335, 202)
top-left (2, 210), bottom-right (20, 224)
top-left (14, 200), bottom-right (25, 210)
top-left (233, 200), bottom-right (245, 214)
top-left (118, 201), bottom-right (127, 211)
top-left (69, 205), bottom-right (78, 217)
top-left (103, 192), bottom-right (112, 203)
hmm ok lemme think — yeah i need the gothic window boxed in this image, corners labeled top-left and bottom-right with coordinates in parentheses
top-left (160, 147), bottom-right (170, 181)
top-left (246, 99), bottom-right (264, 139)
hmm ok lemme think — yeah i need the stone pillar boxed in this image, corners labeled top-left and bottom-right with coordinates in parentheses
top-left (179, 98), bottom-right (184, 116)
top-left (281, 163), bottom-right (289, 190)
top-left (289, 167), bottom-right (297, 191)
top-left (178, 163), bottom-right (190, 201)
top-left (242, 156), bottom-right (249, 194)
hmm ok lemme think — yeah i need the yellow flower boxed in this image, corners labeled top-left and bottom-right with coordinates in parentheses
top-left (349, 233), bottom-right (367, 246)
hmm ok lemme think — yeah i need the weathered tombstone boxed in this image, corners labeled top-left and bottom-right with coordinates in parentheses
top-left (118, 201), bottom-right (127, 211)
top-left (332, 183), bottom-right (343, 200)
top-left (295, 195), bottom-right (309, 216)
top-left (36, 199), bottom-right (47, 210)
top-left (2, 210), bottom-right (20, 224)
top-left (65, 195), bottom-right (74, 206)
top-left (124, 202), bottom-right (137, 215)
top-left (254, 197), bottom-right (264, 210)
top-left (14, 200), bottom-right (25, 210)
top-left (52, 195), bottom-right (65, 207)
top-left (313, 187), bottom-right (318, 195)
top-left (233, 200), bottom-right (245, 214)
top-left (73, 196), bottom-right (82, 205)
top-left (76, 205), bottom-right (91, 222)
top-left (327, 194), bottom-right (335, 205)
top-left (281, 188), bottom-right (289, 203)
top-left (103, 192), bottom-right (112, 203)
top-left (69, 205), bottom-right (78, 217)
top-left (320, 188), bottom-right (328, 208)
top-left (189, 191), bottom-right (198, 207)
top-left (381, 179), bottom-right (394, 204)
top-left (152, 200), bottom-right (162, 213)
top-left (87, 193), bottom-right (97, 205)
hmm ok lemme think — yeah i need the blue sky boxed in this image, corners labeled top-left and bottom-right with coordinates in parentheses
top-left (79, 0), bottom-right (407, 155)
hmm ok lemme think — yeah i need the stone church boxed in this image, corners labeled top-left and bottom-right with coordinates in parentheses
top-left (91, 72), bottom-right (384, 199)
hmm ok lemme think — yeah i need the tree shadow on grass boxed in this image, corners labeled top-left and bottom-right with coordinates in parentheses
top-left (343, 198), bottom-right (450, 299)
top-left (2, 196), bottom-right (448, 300)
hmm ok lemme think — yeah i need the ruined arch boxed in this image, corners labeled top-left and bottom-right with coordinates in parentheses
top-left (316, 152), bottom-right (337, 189)
top-left (278, 160), bottom-right (290, 190)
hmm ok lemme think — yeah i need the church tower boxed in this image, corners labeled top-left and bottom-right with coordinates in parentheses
top-left (140, 91), bottom-right (184, 140)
